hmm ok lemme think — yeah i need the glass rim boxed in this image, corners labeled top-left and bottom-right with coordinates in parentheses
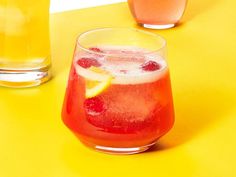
top-left (76, 27), bottom-right (166, 57)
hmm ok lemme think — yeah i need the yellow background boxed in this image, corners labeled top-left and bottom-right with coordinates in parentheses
top-left (1, 1), bottom-right (236, 177)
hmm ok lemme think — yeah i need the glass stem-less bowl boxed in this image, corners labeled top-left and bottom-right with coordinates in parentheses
top-left (62, 28), bottom-right (175, 154)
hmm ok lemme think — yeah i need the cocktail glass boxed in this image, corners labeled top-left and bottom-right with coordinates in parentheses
top-left (62, 28), bottom-right (174, 154)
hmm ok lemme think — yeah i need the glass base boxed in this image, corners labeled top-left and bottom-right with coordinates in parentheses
top-left (141, 23), bottom-right (175, 29)
top-left (0, 66), bottom-right (51, 88)
top-left (82, 140), bottom-right (157, 155)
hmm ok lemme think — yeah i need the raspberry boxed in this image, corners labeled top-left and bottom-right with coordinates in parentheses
top-left (89, 47), bottom-right (102, 53)
top-left (141, 61), bottom-right (161, 71)
top-left (77, 58), bottom-right (101, 68)
top-left (120, 69), bottom-right (128, 74)
top-left (84, 97), bottom-right (106, 116)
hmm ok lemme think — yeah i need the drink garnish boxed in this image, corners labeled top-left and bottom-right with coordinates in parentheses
top-left (85, 66), bottom-right (113, 98)
top-left (77, 57), bottom-right (101, 68)
top-left (141, 60), bottom-right (161, 71)
top-left (89, 47), bottom-right (103, 53)
top-left (84, 97), bottom-right (106, 116)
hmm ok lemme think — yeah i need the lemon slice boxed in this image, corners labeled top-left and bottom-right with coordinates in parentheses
top-left (85, 67), bottom-right (113, 98)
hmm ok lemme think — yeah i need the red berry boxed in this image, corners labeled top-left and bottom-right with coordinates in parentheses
top-left (120, 69), bottom-right (128, 74)
top-left (84, 97), bottom-right (106, 116)
top-left (89, 47), bottom-right (102, 53)
top-left (77, 58), bottom-right (101, 68)
top-left (141, 61), bottom-right (161, 71)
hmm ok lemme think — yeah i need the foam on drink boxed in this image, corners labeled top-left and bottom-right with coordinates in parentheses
top-left (74, 46), bottom-right (168, 85)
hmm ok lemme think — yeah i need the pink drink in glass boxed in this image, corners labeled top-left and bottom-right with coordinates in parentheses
top-left (62, 28), bottom-right (174, 154)
top-left (128, 0), bottom-right (187, 29)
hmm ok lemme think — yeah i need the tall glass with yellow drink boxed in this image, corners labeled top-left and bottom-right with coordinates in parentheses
top-left (0, 0), bottom-right (51, 87)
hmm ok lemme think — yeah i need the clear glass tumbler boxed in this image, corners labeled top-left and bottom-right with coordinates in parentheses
top-left (62, 28), bottom-right (175, 154)
top-left (0, 0), bottom-right (51, 87)
top-left (128, 0), bottom-right (187, 29)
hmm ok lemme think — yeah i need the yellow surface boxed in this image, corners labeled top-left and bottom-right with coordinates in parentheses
top-left (1, 1), bottom-right (236, 177)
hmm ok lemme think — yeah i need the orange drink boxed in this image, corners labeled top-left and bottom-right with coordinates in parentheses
top-left (0, 0), bottom-right (51, 87)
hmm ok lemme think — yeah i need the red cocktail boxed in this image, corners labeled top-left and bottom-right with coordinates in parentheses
top-left (62, 28), bottom-right (174, 154)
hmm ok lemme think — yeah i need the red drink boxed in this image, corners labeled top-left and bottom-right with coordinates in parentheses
top-left (62, 45), bottom-right (174, 154)
top-left (128, 0), bottom-right (187, 29)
